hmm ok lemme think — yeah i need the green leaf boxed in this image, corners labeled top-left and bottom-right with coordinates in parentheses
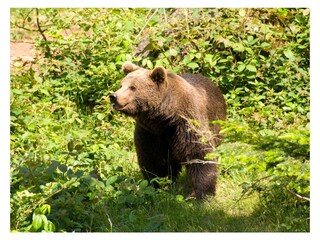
top-left (40, 215), bottom-right (48, 230)
top-left (187, 62), bottom-right (199, 70)
top-left (105, 175), bottom-right (118, 186)
top-left (32, 215), bottom-right (43, 231)
top-left (146, 60), bottom-right (153, 69)
top-left (195, 53), bottom-right (202, 59)
top-left (11, 89), bottom-right (23, 95)
top-left (183, 54), bottom-right (194, 65)
top-left (96, 180), bottom-right (105, 188)
top-left (58, 164), bottom-right (68, 173)
top-left (233, 42), bottom-right (245, 52)
top-left (74, 144), bottom-right (83, 151)
top-left (176, 195), bottom-right (185, 203)
top-left (45, 221), bottom-right (56, 232)
top-left (169, 48), bottom-right (178, 57)
top-left (261, 42), bottom-right (271, 48)
top-left (238, 64), bottom-right (246, 72)
top-left (67, 141), bottom-right (74, 152)
top-left (139, 180), bottom-right (149, 190)
top-left (97, 113), bottom-right (105, 120)
top-left (284, 49), bottom-right (295, 61)
top-left (246, 64), bottom-right (257, 72)
top-left (39, 204), bottom-right (51, 215)
top-left (204, 54), bottom-right (213, 62)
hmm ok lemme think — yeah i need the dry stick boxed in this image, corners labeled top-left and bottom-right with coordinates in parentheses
top-left (285, 187), bottom-right (310, 202)
top-left (134, 9), bottom-right (158, 43)
top-left (180, 159), bottom-right (218, 165)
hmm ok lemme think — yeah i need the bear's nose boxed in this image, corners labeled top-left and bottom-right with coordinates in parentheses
top-left (109, 93), bottom-right (117, 103)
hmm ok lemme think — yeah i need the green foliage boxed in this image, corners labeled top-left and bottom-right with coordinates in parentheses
top-left (27, 205), bottom-right (56, 232)
top-left (217, 120), bottom-right (309, 199)
top-left (10, 8), bottom-right (309, 232)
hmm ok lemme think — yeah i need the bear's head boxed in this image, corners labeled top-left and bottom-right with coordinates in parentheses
top-left (109, 61), bottom-right (168, 117)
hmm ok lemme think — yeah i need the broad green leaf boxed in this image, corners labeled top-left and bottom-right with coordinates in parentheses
top-left (284, 49), bottom-right (295, 61)
top-left (233, 42), bottom-right (245, 52)
top-left (195, 53), bottom-right (202, 59)
top-left (106, 175), bottom-right (118, 186)
top-left (74, 144), bottom-right (83, 151)
top-left (11, 89), bottom-right (23, 95)
top-left (67, 141), bottom-right (74, 152)
top-left (187, 62), bottom-right (199, 70)
top-left (246, 64), bottom-right (257, 72)
top-left (204, 54), bottom-right (213, 61)
top-left (261, 42), bottom-right (271, 48)
top-left (40, 215), bottom-right (48, 230)
top-left (39, 204), bottom-right (51, 215)
top-left (169, 48), bottom-right (178, 57)
top-left (97, 113), bottom-right (105, 120)
top-left (45, 221), bottom-right (56, 232)
top-left (96, 180), bottom-right (105, 188)
top-left (32, 215), bottom-right (43, 231)
top-left (58, 164), bottom-right (68, 173)
top-left (139, 180), bottom-right (149, 190)
top-left (176, 194), bottom-right (185, 202)
top-left (146, 60), bottom-right (153, 69)
top-left (183, 54), bottom-right (194, 65)
top-left (238, 64), bottom-right (246, 72)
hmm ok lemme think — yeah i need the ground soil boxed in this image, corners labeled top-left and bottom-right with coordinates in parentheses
top-left (10, 41), bottom-right (35, 68)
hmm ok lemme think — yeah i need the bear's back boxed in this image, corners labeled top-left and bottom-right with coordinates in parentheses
top-left (179, 73), bottom-right (221, 97)
top-left (179, 73), bottom-right (226, 120)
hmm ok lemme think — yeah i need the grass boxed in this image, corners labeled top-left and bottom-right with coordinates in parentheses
top-left (87, 152), bottom-right (308, 232)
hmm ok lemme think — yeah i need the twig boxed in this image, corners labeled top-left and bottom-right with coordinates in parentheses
top-left (35, 8), bottom-right (51, 57)
top-left (285, 187), bottom-right (310, 202)
top-left (134, 9), bottom-right (158, 43)
top-left (235, 175), bottom-right (273, 203)
top-left (14, 23), bottom-right (39, 32)
top-left (180, 159), bottom-right (218, 165)
top-left (35, 8), bottom-right (47, 42)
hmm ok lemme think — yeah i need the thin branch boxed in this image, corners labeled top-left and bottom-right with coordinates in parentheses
top-left (14, 23), bottom-right (39, 32)
top-left (35, 8), bottom-right (51, 57)
top-left (180, 159), bottom-right (219, 165)
top-left (134, 9), bottom-right (158, 43)
top-left (35, 8), bottom-right (48, 42)
top-left (20, 8), bottom-right (34, 29)
top-left (285, 187), bottom-right (310, 202)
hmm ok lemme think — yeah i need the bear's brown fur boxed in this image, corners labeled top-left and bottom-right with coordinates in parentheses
top-left (109, 62), bottom-right (226, 199)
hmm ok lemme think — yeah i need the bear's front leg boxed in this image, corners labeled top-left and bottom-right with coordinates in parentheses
top-left (186, 162), bottom-right (218, 199)
top-left (134, 124), bottom-right (181, 183)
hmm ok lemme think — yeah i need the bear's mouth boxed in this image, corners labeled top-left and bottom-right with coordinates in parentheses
top-left (112, 102), bottom-right (128, 111)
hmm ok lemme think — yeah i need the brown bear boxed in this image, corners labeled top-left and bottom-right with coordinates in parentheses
top-left (109, 61), bottom-right (226, 199)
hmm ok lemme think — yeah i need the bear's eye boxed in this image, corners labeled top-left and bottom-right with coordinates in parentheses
top-left (129, 86), bottom-right (136, 91)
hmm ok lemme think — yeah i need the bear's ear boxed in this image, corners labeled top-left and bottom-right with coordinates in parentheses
top-left (150, 66), bottom-right (167, 85)
top-left (122, 61), bottom-right (139, 75)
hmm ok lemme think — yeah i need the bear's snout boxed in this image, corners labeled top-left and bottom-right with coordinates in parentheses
top-left (109, 93), bottom-right (117, 103)
top-left (109, 93), bottom-right (128, 111)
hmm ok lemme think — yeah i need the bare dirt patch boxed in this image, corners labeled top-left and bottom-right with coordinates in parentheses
top-left (10, 41), bottom-right (35, 68)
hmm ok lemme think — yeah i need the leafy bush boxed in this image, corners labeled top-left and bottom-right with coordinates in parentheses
top-left (216, 120), bottom-right (309, 200)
